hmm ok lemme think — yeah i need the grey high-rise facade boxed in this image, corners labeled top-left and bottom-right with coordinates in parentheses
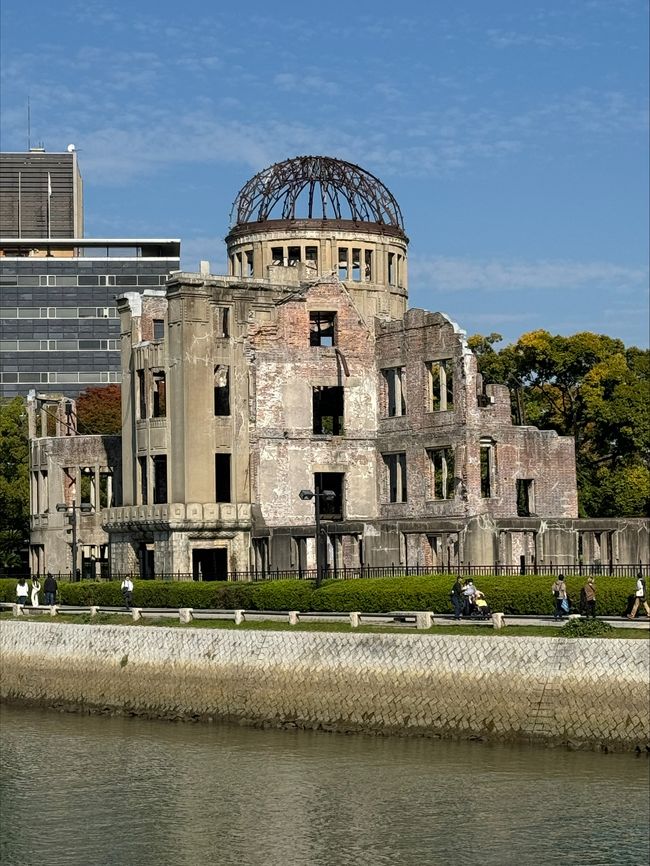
top-left (0, 148), bottom-right (84, 238)
top-left (0, 238), bottom-right (181, 399)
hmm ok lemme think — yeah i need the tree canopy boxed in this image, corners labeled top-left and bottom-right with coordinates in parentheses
top-left (0, 398), bottom-right (29, 570)
top-left (76, 384), bottom-right (122, 435)
top-left (468, 329), bottom-right (650, 517)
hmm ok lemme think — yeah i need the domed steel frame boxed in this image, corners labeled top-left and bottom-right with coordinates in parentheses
top-left (230, 156), bottom-right (404, 230)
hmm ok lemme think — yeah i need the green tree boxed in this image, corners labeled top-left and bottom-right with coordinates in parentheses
top-left (469, 330), bottom-right (650, 518)
top-left (76, 384), bottom-right (122, 435)
top-left (0, 398), bottom-right (29, 569)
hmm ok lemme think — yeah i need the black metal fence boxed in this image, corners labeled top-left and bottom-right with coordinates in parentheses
top-left (4, 563), bottom-right (648, 583)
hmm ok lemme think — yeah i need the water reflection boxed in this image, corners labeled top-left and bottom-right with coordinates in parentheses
top-left (0, 703), bottom-right (648, 866)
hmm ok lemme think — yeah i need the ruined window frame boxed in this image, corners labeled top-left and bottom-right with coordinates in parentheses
top-left (309, 311), bottom-right (336, 347)
top-left (312, 385), bottom-right (344, 435)
top-left (382, 367), bottom-right (406, 417)
top-left (427, 359), bottom-right (454, 412)
top-left (427, 446), bottom-right (455, 500)
top-left (383, 452), bottom-right (407, 503)
top-left (480, 439), bottom-right (496, 498)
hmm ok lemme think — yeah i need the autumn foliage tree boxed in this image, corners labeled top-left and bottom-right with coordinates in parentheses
top-left (76, 384), bottom-right (122, 435)
top-left (468, 330), bottom-right (650, 518)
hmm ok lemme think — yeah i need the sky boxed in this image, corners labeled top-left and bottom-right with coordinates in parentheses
top-left (1, 0), bottom-right (648, 347)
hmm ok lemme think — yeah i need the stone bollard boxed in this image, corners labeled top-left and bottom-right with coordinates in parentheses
top-left (12, 603), bottom-right (23, 617)
top-left (350, 611), bottom-right (360, 628)
top-left (288, 610), bottom-right (299, 625)
top-left (416, 612), bottom-right (433, 630)
top-left (178, 608), bottom-right (193, 624)
top-left (492, 612), bottom-right (506, 629)
top-left (131, 607), bottom-right (142, 621)
top-left (89, 606), bottom-right (99, 618)
top-left (49, 605), bottom-right (58, 617)
top-left (234, 609), bottom-right (245, 625)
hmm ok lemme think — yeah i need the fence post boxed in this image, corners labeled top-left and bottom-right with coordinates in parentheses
top-left (234, 609), bottom-right (245, 625)
top-left (350, 611), bottom-right (360, 628)
top-left (288, 610), bottom-right (299, 625)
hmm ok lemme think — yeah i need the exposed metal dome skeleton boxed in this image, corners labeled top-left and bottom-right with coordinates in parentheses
top-left (230, 155), bottom-right (404, 230)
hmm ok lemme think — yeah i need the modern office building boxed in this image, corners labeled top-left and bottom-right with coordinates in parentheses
top-left (0, 147), bottom-right (83, 238)
top-left (0, 238), bottom-right (181, 399)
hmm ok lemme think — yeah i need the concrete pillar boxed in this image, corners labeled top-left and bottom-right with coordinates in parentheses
top-left (178, 608), bottom-right (193, 623)
top-left (234, 609), bottom-right (245, 624)
top-left (49, 605), bottom-right (58, 616)
top-left (416, 612), bottom-right (433, 629)
top-left (288, 610), bottom-right (299, 625)
top-left (89, 606), bottom-right (99, 617)
top-left (131, 607), bottom-right (142, 621)
top-left (349, 611), bottom-right (360, 628)
top-left (492, 612), bottom-right (506, 629)
top-left (12, 604), bottom-right (23, 616)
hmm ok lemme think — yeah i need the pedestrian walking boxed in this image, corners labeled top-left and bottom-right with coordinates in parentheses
top-left (450, 576), bottom-right (464, 620)
top-left (551, 574), bottom-right (568, 620)
top-left (582, 577), bottom-right (596, 619)
top-left (121, 577), bottom-right (134, 609)
top-left (16, 578), bottom-right (29, 606)
top-left (627, 573), bottom-right (650, 619)
top-left (44, 573), bottom-right (58, 606)
top-left (30, 576), bottom-right (41, 607)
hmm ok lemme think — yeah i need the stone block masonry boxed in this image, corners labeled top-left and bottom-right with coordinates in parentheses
top-left (1, 621), bottom-right (648, 751)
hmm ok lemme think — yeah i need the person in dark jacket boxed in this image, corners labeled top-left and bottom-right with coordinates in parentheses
top-left (450, 577), bottom-right (464, 620)
top-left (44, 573), bottom-right (58, 606)
top-left (583, 577), bottom-right (596, 619)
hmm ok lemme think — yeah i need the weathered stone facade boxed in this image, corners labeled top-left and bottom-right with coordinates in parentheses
top-left (29, 156), bottom-right (649, 576)
top-left (2, 620), bottom-right (648, 750)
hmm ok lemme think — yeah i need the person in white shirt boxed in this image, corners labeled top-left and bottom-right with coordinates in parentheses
top-left (121, 577), bottom-right (134, 609)
top-left (627, 573), bottom-right (649, 619)
top-left (16, 578), bottom-right (29, 606)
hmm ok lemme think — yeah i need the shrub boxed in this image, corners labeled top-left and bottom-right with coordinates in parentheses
top-left (560, 618), bottom-right (614, 638)
top-left (0, 574), bottom-right (637, 617)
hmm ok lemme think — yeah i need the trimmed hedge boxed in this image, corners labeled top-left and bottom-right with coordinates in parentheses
top-left (0, 574), bottom-right (637, 616)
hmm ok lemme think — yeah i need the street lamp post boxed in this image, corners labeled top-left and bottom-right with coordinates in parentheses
top-left (299, 488), bottom-right (335, 587)
top-left (56, 502), bottom-right (93, 580)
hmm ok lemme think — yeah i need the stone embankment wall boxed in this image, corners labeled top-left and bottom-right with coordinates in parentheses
top-left (1, 621), bottom-right (648, 750)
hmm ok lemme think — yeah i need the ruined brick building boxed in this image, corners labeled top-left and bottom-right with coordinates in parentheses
top-left (29, 156), bottom-right (648, 578)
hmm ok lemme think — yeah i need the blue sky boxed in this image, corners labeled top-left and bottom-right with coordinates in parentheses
top-left (1, 0), bottom-right (648, 346)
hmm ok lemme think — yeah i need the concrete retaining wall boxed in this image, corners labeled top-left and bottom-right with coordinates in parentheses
top-left (1, 621), bottom-right (648, 750)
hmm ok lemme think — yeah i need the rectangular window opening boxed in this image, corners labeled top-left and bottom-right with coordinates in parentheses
top-left (214, 365), bottom-right (230, 416)
top-left (516, 479), bottom-right (534, 517)
top-left (215, 453), bottom-right (231, 503)
top-left (271, 247), bottom-right (284, 266)
top-left (364, 249), bottom-right (373, 281)
top-left (288, 246), bottom-right (301, 266)
top-left (305, 246), bottom-right (318, 266)
top-left (428, 447), bottom-right (455, 500)
top-left (153, 455), bottom-right (167, 504)
top-left (153, 371), bottom-right (166, 418)
top-left (428, 359), bottom-right (454, 411)
top-left (384, 452), bottom-right (407, 503)
top-left (309, 311), bottom-right (336, 347)
top-left (383, 367), bottom-right (406, 417)
top-left (245, 249), bottom-right (254, 276)
top-left (138, 456), bottom-right (148, 505)
top-left (387, 252), bottom-right (395, 285)
top-left (314, 472), bottom-right (344, 520)
top-left (352, 248), bottom-right (361, 282)
top-left (338, 247), bottom-right (348, 280)
top-left (313, 386), bottom-right (344, 435)
top-left (480, 442), bottom-right (494, 498)
top-left (137, 370), bottom-right (147, 419)
top-left (153, 319), bottom-right (165, 341)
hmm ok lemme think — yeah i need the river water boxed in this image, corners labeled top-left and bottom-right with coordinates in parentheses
top-left (0, 704), bottom-right (648, 866)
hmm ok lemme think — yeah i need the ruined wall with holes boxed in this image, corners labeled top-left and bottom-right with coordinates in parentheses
top-left (2, 620), bottom-right (649, 750)
top-left (248, 280), bottom-right (378, 529)
top-left (375, 308), bottom-right (578, 523)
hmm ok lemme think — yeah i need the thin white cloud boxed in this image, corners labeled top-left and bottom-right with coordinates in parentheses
top-left (409, 256), bottom-right (648, 293)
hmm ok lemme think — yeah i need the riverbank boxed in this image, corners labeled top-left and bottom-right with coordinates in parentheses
top-left (1, 620), bottom-right (648, 750)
